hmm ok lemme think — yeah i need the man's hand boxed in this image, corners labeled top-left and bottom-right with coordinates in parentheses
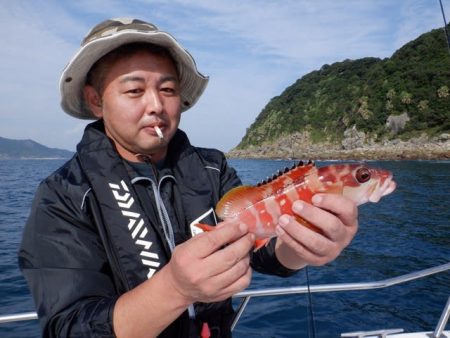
top-left (114, 221), bottom-right (254, 338)
top-left (164, 221), bottom-right (254, 304)
top-left (274, 193), bottom-right (359, 269)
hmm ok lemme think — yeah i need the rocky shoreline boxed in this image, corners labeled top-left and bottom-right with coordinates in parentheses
top-left (227, 133), bottom-right (450, 160)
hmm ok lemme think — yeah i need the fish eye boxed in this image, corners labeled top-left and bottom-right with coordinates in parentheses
top-left (356, 167), bottom-right (371, 183)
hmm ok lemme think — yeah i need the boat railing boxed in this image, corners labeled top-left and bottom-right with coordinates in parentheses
top-left (1, 262), bottom-right (449, 336)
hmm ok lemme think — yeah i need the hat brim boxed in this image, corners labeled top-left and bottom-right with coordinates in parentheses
top-left (60, 30), bottom-right (208, 119)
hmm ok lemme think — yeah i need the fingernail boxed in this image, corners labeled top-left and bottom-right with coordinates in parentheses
top-left (293, 200), bottom-right (304, 213)
top-left (279, 215), bottom-right (290, 227)
top-left (312, 194), bottom-right (322, 205)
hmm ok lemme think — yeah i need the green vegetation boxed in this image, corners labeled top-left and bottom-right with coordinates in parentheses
top-left (237, 24), bottom-right (450, 149)
top-left (0, 137), bottom-right (73, 159)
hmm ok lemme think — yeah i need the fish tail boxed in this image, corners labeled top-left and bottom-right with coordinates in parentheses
top-left (194, 223), bottom-right (215, 232)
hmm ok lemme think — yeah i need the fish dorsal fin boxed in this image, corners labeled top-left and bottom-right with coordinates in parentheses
top-left (216, 161), bottom-right (316, 219)
top-left (256, 160), bottom-right (315, 195)
top-left (216, 185), bottom-right (264, 219)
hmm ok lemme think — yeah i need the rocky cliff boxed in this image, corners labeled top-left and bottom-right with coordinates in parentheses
top-left (229, 24), bottom-right (450, 160)
top-left (227, 130), bottom-right (450, 160)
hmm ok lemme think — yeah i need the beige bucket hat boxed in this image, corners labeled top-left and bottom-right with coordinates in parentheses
top-left (60, 18), bottom-right (209, 119)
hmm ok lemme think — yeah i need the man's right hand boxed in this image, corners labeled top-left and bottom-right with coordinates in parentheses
top-left (164, 221), bottom-right (254, 305)
top-left (113, 221), bottom-right (254, 338)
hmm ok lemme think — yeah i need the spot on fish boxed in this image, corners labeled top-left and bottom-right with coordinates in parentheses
top-left (280, 199), bottom-right (286, 206)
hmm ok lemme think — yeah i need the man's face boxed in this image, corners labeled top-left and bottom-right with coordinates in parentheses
top-left (85, 50), bottom-right (182, 162)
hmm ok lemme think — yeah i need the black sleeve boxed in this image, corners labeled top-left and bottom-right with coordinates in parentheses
top-left (18, 179), bottom-right (118, 337)
top-left (250, 238), bottom-right (300, 277)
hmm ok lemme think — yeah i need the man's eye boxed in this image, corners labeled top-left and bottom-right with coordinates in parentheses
top-left (161, 87), bottom-right (179, 95)
top-left (126, 88), bottom-right (143, 95)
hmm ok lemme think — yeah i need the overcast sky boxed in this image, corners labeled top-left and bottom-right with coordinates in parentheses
top-left (0, 1), bottom-right (446, 152)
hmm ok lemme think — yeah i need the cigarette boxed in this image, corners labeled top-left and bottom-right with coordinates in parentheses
top-left (154, 126), bottom-right (164, 140)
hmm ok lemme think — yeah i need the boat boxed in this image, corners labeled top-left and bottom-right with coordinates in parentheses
top-left (232, 262), bottom-right (450, 338)
top-left (1, 262), bottom-right (449, 337)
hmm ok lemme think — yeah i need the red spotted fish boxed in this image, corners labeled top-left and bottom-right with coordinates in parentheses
top-left (196, 161), bottom-right (396, 250)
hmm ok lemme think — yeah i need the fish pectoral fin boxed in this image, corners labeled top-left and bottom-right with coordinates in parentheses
top-left (253, 238), bottom-right (270, 251)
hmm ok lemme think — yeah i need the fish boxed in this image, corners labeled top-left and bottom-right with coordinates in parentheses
top-left (195, 161), bottom-right (396, 250)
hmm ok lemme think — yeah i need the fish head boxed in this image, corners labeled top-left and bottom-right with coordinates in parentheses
top-left (317, 163), bottom-right (396, 205)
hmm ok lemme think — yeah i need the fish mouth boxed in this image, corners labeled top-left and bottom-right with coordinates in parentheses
top-left (368, 175), bottom-right (396, 202)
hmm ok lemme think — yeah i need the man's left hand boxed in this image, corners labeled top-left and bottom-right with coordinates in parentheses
top-left (274, 193), bottom-right (359, 269)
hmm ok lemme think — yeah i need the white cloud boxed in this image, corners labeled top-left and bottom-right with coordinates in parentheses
top-left (0, 0), bottom-right (445, 151)
top-left (394, 1), bottom-right (443, 48)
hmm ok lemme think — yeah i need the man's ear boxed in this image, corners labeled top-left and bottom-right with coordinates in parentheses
top-left (83, 85), bottom-right (103, 118)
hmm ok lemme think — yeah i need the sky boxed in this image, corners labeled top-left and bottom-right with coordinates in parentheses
top-left (0, 0), bottom-right (447, 152)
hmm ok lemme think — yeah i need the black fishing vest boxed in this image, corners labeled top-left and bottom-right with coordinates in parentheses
top-left (77, 120), bottom-right (235, 337)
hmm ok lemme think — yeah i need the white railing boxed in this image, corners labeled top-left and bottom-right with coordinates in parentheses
top-left (231, 262), bottom-right (450, 332)
top-left (1, 262), bottom-right (449, 336)
top-left (0, 311), bottom-right (37, 324)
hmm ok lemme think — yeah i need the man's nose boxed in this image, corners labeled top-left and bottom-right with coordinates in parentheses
top-left (144, 89), bottom-right (163, 114)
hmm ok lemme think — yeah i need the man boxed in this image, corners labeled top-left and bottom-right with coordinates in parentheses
top-left (19, 18), bottom-right (359, 338)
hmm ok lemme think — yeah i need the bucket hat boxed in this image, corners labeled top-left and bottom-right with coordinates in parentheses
top-left (60, 18), bottom-right (209, 119)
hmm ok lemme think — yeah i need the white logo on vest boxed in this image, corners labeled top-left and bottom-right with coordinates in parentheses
top-left (109, 180), bottom-right (161, 279)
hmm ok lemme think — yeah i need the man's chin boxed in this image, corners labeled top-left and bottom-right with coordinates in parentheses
top-left (135, 142), bottom-right (168, 161)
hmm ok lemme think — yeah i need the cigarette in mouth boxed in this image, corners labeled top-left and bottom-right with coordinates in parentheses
top-left (154, 126), bottom-right (164, 140)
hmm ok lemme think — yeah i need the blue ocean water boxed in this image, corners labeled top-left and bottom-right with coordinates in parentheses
top-left (0, 159), bottom-right (449, 337)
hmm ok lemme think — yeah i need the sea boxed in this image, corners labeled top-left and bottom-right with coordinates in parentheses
top-left (0, 158), bottom-right (449, 337)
